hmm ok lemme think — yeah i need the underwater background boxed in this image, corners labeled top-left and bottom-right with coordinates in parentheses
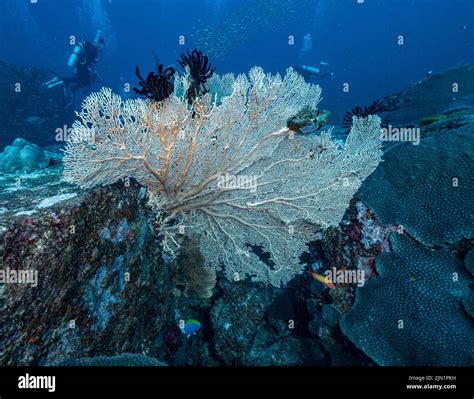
top-left (1, 0), bottom-right (473, 147)
top-left (0, 0), bottom-right (473, 367)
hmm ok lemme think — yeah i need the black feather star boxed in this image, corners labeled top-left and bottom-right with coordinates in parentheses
top-left (342, 100), bottom-right (388, 133)
top-left (134, 58), bottom-right (175, 102)
top-left (177, 49), bottom-right (215, 104)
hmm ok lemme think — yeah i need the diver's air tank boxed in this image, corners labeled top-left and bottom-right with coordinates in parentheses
top-left (67, 44), bottom-right (83, 68)
top-left (301, 65), bottom-right (321, 75)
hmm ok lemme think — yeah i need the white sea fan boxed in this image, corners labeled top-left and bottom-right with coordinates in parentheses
top-left (63, 67), bottom-right (383, 287)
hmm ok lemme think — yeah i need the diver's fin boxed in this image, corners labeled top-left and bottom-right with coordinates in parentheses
top-left (43, 77), bottom-right (61, 87)
top-left (47, 79), bottom-right (65, 89)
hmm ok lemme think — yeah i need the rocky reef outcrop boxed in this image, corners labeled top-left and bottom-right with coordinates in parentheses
top-left (339, 63), bottom-right (474, 366)
top-left (384, 63), bottom-right (474, 127)
top-left (1, 157), bottom-right (368, 366)
top-left (0, 166), bottom-right (170, 365)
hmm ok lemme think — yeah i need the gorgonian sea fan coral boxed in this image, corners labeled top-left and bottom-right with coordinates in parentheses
top-left (63, 67), bottom-right (383, 287)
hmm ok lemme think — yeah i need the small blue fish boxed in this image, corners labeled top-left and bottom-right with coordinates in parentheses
top-left (180, 319), bottom-right (201, 338)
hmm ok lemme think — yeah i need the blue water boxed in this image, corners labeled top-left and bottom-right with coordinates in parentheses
top-left (0, 0), bottom-right (473, 371)
top-left (0, 0), bottom-right (473, 121)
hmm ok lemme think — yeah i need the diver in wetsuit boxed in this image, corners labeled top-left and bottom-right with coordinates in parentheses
top-left (44, 31), bottom-right (104, 107)
top-left (293, 62), bottom-right (333, 81)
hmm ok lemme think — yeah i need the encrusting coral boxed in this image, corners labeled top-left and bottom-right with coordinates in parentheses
top-left (340, 234), bottom-right (474, 366)
top-left (63, 66), bottom-right (383, 287)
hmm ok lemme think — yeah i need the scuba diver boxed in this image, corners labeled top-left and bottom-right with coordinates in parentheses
top-left (44, 31), bottom-right (104, 107)
top-left (293, 62), bottom-right (333, 81)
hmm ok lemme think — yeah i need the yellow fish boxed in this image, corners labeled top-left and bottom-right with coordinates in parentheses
top-left (307, 270), bottom-right (336, 289)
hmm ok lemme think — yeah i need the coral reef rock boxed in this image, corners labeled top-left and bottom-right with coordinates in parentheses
top-left (339, 69), bottom-right (474, 366)
top-left (0, 159), bottom-right (354, 366)
top-left (384, 63), bottom-right (474, 127)
top-left (0, 161), bottom-right (170, 365)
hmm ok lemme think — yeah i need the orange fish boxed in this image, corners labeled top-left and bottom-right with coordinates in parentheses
top-left (307, 270), bottom-right (336, 289)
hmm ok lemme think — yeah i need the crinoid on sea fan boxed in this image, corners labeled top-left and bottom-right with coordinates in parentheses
top-left (178, 48), bottom-right (215, 104)
top-left (342, 100), bottom-right (388, 133)
top-left (134, 59), bottom-right (175, 102)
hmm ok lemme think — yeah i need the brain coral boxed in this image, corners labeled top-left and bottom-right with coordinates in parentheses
top-left (358, 126), bottom-right (473, 246)
top-left (340, 234), bottom-right (474, 366)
